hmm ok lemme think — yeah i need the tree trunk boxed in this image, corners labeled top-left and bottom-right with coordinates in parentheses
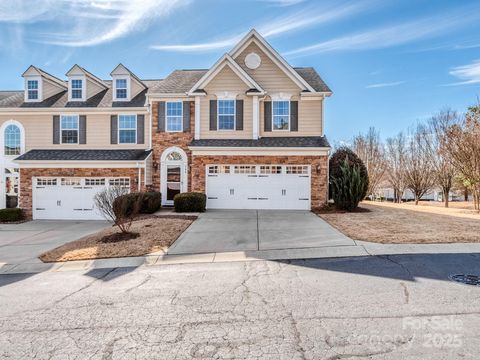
top-left (464, 187), bottom-right (469, 202)
top-left (443, 190), bottom-right (449, 208)
top-left (415, 196), bottom-right (419, 205)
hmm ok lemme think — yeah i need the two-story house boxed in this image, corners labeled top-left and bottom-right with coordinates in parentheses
top-left (0, 30), bottom-right (331, 220)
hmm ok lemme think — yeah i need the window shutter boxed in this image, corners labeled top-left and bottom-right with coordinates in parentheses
top-left (110, 115), bottom-right (118, 144)
top-left (79, 115), bottom-right (87, 144)
top-left (157, 101), bottom-right (165, 132)
top-left (137, 114), bottom-right (145, 144)
top-left (236, 99), bottom-right (244, 131)
top-left (209, 100), bottom-right (217, 131)
top-left (290, 101), bottom-right (298, 132)
top-left (183, 101), bottom-right (191, 132)
top-left (53, 115), bottom-right (60, 144)
top-left (264, 101), bottom-right (272, 132)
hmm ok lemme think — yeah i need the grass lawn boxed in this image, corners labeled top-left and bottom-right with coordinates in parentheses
top-left (40, 216), bottom-right (195, 262)
top-left (319, 201), bottom-right (480, 244)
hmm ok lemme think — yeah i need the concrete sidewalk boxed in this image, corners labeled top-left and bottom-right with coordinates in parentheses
top-left (2, 240), bottom-right (480, 275)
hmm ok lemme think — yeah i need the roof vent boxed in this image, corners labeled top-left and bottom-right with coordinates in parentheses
top-left (245, 52), bottom-right (261, 70)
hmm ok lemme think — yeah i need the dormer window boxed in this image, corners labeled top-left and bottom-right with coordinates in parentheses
top-left (71, 79), bottom-right (83, 100)
top-left (27, 80), bottom-right (39, 100)
top-left (115, 79), bottom-right (128, 99)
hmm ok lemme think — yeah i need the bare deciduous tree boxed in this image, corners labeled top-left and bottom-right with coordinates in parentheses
top-left (424, 109), bottom-right (458, 207)
top-left (444, 105), bottom-right (480, 210)
top-left (94, 186), bottom-right (142, 234)
top-left (353, 127), bottom-right (386, 198)
top-left (385, 132), bottom-right (408, 203)
top-left (405, 125), bottom-right (436, 205)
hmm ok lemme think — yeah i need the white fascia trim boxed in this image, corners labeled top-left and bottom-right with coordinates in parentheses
top-left (0, 108), bottom-right (148, 114)
top-left (147, 93), bottom-right (193, 98)
top-left (301, 92), bottom-right (332, 99)
top-left (16, 160), bottom-right (146, 169)
top-left (188, 54), bottom-right (264, 95)
top-left (189, 146), bottom-right (330, 156)
top-left (229, 30), bottom-right (315, 93)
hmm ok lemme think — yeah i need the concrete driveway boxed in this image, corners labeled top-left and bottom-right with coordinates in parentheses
top-left (168, 210), bottom-right (354, 255)
top-left (0, 220), bottom-right (109, 265)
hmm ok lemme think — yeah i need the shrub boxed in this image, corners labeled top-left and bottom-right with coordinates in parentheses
top-left (330, 147), bottom-right (369, 200)
top-left (113, 192), bottom-right (161, 216)
top-left (141, 192), bottom-right (161, 213)
top-left (174, 192), bottom-right (206, 213)
top-left (331, 157), bottom-right (368, 211)
top-left (0, 208), bottom-right (24, 222)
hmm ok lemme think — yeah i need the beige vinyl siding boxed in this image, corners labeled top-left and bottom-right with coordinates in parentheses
top-left (259, 98), bottom-right (323, 137)
top-left (42, 80), bottom-right (65, 100)
top-left (0, 113), bottom-right (149, 151)
top-left (86, 78), bottom-right (105, 100)
top-left (200, 65), bottom-right (253, 139)
top-left (234, 42), bottom-right (302, 94)
top-left (131, 78), bottom-right (144, 98)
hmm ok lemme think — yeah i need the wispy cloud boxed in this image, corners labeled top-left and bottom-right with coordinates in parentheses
top-left (447, 59), bottom-right (480, 86)
top-left (366, 81), bottom-right (405, 89)
top-left (285, 9), bottom-right (480, 57)
top-left (257, 0), bottom-right (307, 7)
top-left (0, 0), bottom-right (190, 47)
top-left (150, 2), bottom-right (370, 52)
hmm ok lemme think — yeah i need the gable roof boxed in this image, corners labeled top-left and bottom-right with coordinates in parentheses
top-left (21, 65), bottom-right (67, 89)
top-left (66, 64), bottom-right (108, 89)
top-left (111, 63), bottom-right (147, 90)
top-left (229, 29), bottom-right (319, 93)
top-left (188, 54), bottom-right (264, 95)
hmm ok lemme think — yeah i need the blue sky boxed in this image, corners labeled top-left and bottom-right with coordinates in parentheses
top-left (1, 0), bottom-right (479, 143)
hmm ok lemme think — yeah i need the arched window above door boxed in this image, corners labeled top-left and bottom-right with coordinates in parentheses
top-left (4, 124), bottom-right (21, 156)
top-left (166, 151), bottom-right (183, 161)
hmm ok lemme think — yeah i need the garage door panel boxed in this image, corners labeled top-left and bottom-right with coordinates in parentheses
top-left (33, 177), bottom-right (128, 220)
top-left (205, 165), bottom-right (311, 210)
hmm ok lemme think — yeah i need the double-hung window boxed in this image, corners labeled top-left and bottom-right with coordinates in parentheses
top-left (218, 99), bottom-right (235, 130)
top-left (71, 79), bottom-right (83, 100)
top-left (115, 79), bottom-right (127, 99)
top-left (118, 115), bottom-right (137, 144)
top-left (27, 80), bottom-right (38, 100)
top-left (61, 115), bottom-right (79, 144)
top-left (166, 102), bottom-right (183, 132)
top-left (272, 100), bottom-right (290, 131)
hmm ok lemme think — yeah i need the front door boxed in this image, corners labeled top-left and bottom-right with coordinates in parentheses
top-left (166, 165), bottom-right (183, 204)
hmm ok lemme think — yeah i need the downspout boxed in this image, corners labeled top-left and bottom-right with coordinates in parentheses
top-left (136, 162), bottom-right (142, 192)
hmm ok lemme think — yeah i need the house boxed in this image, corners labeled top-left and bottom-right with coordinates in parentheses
top-left (0, 30), bottom-right (332, 220)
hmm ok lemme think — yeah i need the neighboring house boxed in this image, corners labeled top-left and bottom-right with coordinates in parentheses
top-left (0, 30), bottom-right (332, 220)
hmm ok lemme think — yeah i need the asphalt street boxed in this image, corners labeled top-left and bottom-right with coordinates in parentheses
top-left (1, 253), bottom-right (479, 359)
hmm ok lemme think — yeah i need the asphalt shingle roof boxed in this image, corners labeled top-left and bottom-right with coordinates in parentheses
top-left (15, 149), bottom-right (152, 161)
top-left (0, 80), bottom-right (162, 108)
top-left (148, 70), bottom-right (207, 94)
top-left (189, 136), bottom-right (330, 148)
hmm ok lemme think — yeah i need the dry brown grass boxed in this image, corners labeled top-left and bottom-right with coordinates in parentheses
top-left (40, 216), bottom-right (194, 262)
top-left (319, 201), bottom-right (480, 244)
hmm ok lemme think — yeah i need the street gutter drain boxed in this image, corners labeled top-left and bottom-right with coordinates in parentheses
top-left (449, 274), bottom-right (480, 286)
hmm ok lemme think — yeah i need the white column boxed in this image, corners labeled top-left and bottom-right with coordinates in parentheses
top-left (194, 96), bottom-right (201, 140)
top-left (252, 95), bottom-right (259, 140)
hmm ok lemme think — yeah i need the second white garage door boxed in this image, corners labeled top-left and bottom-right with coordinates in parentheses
top-left (206, 165), bottom-right (311, 210)
top-left (33, 177), bottom-right (130, 220)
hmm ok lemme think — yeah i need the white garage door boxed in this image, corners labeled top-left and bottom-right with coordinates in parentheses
top-left (33, 177), bottom-right (130, 220)
top-left (206, 165), bottom-right (311, 210)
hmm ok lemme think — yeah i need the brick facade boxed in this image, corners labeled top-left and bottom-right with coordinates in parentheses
top-left (19, 167), bottom-right (143, 218)
top-left (191, 155), bottom-right (329, 209)
top-left (150, 101), bottom-right (194, 191)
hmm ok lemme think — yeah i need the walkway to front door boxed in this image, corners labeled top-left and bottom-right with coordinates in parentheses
top-left (167, 210), bottom-right (354, 254)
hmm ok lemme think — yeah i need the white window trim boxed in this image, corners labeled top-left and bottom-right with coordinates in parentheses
top-left (217, 99), bottom-right (236, 131)
top-left (60, 114), bottom-right (80, 145)
top-left (24, 76), bottom-right (42, 102)
top-left (68, 75), bottom-right (86, 102)
top-left (165, 101), bottom-right (183, 133)
top-left (1, 120), bottom-right (25, 157)
top-left (272, 100), bottom-right (291, 132)
top-left (113, 76), bottom-right (131, 101)
top-left (118, 114), bottom-right (137, 144)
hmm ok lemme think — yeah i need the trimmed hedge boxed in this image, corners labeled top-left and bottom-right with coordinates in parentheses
top-left (113, 192), bottom-right (161, 217)
top-left (174, 192), bottom-right (206, 213)
top-left (0, 208), bottom-right (24, 222)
